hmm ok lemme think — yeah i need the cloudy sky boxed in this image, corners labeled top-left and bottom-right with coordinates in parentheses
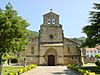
top-left (0, 0), bottom-right (99, 38)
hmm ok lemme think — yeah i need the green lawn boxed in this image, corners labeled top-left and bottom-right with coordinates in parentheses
top-left (2, 66), bottom-right (23, 75)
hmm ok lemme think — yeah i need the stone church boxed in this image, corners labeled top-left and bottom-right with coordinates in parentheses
top-left (22, 10), bottom-right (80, 66)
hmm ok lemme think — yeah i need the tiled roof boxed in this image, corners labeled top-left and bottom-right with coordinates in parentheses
top-left (85, 45), bottom-right (100, 51)
top-left (85, 48), bottom-right (97, 51)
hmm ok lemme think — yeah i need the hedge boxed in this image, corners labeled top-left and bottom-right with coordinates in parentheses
top-left (67, 64), bottom-right (95, 75)
top-left (95, 61), bottom-right (100, 66)
top-left (7, 64), bottom-right (37, 75)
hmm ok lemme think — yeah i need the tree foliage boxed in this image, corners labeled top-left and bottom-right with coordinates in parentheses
top-left (96, 54), bottom-right (100, 58)
top-left (82, 3), bottom-right (100, 47)
top-left (0, 2), bottom-right (30, 55)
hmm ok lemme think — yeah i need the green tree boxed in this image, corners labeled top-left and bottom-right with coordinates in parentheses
top-left (0, 3), bottom-right (29, 75)
top-left (95, 54), bottom-right (100, 58)
top-left (2, 52), bottom-right (16, 65)
top-left (82, 2), bottom-right (100, 47)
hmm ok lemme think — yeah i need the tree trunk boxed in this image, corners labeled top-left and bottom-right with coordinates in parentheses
top-left (0, 55), bottom-right (3, 75)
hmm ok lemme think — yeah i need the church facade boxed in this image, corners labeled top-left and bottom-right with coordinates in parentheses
top-left (22, 11), bottom-right (80, 66)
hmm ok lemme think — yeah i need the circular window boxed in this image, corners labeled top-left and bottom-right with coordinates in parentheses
top-left (49, 35), bottom-right (53, 39)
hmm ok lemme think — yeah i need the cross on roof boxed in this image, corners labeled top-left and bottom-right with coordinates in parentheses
top-left (50, 9), bottom-right (53, 12)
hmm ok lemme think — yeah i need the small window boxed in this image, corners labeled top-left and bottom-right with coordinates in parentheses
top-left (98, 50), bottom-right (100, 53)
top-left (91, 55), bottom-right (93, 57)
top-left (31, 46), bottom-right (34, 54)
top-left (49, 35), bottom-right (53, 39)
top-left (68, 47), bottom-right (70, 54)
top-left (47, 19), bottom-right (51, 24)
top-left (72, 57), bottom-right (74, 59)
top-left (94, 51), bottom-right (96, 53)
top-left (52, 19), bottom-right (55, 24)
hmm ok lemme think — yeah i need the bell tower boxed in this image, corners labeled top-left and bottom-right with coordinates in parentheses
top-left (43, 9), bottom-right (59, 25)
top-left (39, 10), bottom-right (64, 44)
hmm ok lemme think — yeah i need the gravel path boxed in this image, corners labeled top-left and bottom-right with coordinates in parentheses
top-left (21, 66), bottom-right (78, 75)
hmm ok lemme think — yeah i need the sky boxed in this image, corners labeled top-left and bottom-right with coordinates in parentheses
top-left (0, 0), bottom-right (100, 38)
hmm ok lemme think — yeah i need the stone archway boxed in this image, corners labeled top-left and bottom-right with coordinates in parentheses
top-left (45, 48), bottom-right (57, 66)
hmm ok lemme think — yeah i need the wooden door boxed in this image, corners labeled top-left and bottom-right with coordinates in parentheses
top-left (48, 55), bottom-right (55, 66)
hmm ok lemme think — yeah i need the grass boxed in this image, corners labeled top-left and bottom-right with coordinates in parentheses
top-left (2, 66), bottom-right (23, 75)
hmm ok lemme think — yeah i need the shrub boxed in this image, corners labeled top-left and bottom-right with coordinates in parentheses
top-left (7, 64), bottom-right (37, 75)
top-left (30, 64), bottom-right (37, 68)
top-left (23, 67), bottom-right (28, 72)
top-left (78, 69), bottom-right (87, 73)
top-left (95, 61), bottom-right (100, 66)
top-left (67, 64), bottom-right (88, 74)
top-left (7, 72), bottom-right (15, 75)
top-left (87, 72), bottom-right (95, 75)
top-left (18, 68), bottom-right (24, 74)
top-left (26, 66), bottom-right (31, 70)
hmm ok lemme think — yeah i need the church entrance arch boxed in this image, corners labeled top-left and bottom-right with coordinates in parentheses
top-left (45, 48), bottom-right (57, 66)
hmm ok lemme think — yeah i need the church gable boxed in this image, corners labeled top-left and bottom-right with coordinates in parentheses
top-left (43, 11), bottom-right (60, 25)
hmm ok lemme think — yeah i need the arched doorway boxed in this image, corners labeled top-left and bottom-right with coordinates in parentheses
top-left (45, 48), bottom-right (57, 66)
top-left (48, 55), bottom-right (55, 66)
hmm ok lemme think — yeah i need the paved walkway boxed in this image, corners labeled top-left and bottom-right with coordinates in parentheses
top-left (21, 66), bottom-right (78, 75)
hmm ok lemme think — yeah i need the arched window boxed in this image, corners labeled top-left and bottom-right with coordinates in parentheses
top-left (68, 47), bottom-right (70, 54)
top-left (47, 19), bottom-right (51, 24)
top-left (31, 46), bottom-right (34, 54)
top-left (52, 19), bottom-right (55, 24)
